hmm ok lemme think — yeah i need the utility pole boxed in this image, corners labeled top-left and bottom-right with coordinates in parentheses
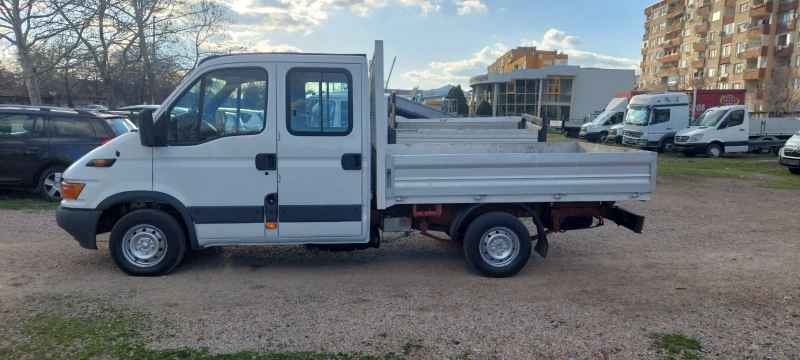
top-left (151, 16), bottom-right (156, 104)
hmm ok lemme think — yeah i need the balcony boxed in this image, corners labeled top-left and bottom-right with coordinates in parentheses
top-left (725, 0), bottom-right (736, 5)
top-left (744, 46), bottom-right (768, 59)
top-left (692, 58), bottom-right (706, 68)
top-left (748, 90), bottom-right (764, 100)
top-left (660, 66), bottom-right (679, 77)
top-left (721, 34), bottom-right (733, 45)
top-left (777, 20), bottom-right (796, 33)
top-left (643, 33), bottom-right (650, 41)
top-left (750, 2), bottom-right (773, 18)
top-left (743, 68), bottom-right (767, 80)
top-left (664, 22), bottom-right (682, 34)
top-left (719, 56), bottom-right (731, 65)
top-left (697, 1), bottom-right (711, 16)
top-left (775, 44), bottom-right (794, 58)
top-left (723, 15), bottom-right (735, 25)
top-left (779, 0), bottom-right (798, 12)
top-left (662, 38), bottom-right (682, 48)
top-left (660, 53), bottom-right (680, 64)
top-left (640, 61), bottom-right (647, 69)
top-left (694, 41), bottom-right (708, 52)
top-left (642, 48), bottom-right (648, 56)
top-left (748, 23), bottom-right (771, 36)
top-left (695, 21), bottom-right (709, 34)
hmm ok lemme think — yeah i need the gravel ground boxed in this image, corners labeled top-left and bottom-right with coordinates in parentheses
top-left (1, 177), bottom-right (799, 359)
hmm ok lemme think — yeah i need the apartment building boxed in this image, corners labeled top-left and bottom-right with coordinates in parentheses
top-left (639, 0), bottom-right (800, 112)
top-left (487, 47), bottom-right (569, 74)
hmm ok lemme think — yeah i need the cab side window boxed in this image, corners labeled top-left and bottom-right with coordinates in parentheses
top-left (167, 68), bottom-right (268, 145)
top-left (727, 110), bottom-right (745, 127)
top-left (650, 109), bottom-right (670, 125)
top-left (287, 69), bottom-right (352, 135)
top-left (0, 114), bottom-right (44, 138)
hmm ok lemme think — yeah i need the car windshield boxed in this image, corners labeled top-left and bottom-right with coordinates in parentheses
top-left (591, 111), bottom-right (613, 124)
top-left (625, 105), bottom-right (649, 125)
top-left (694, 109), bottom-right (727, 127)
top-left (106, 117), bottom-right (137, 135)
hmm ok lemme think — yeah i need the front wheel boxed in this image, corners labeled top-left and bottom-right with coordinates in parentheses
top-left (109, 209), bottom-right (186, 276)
top-left (597, 132), bottom-right (608, 144)
top-left (463, 212), bottom-right (532, 278)
top-left (706, 143), bottom-right (723, 158)
top-left (660, 138), bottom-right (675, 153)
top-left (790, 168), bottom-right (800, 175)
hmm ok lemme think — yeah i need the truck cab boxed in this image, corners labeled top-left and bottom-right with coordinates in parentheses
top-left (579, 97), bottom-right (627, 143)
top-left (622, 93), bottom-right (689, 153)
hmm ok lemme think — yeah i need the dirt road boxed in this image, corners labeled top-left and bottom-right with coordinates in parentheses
top-left (1, 177), bottom-right (799, 359)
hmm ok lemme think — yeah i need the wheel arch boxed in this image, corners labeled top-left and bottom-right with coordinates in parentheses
top-left (450, 203), bottom-right (549, 258)
top-left (96, 191), bottom-right (200, 250)
top-left (34, 161), bottom-right (71, 186)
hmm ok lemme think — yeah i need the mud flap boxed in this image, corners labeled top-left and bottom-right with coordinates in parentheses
top-left (534, 235), bottom-right (549, 258)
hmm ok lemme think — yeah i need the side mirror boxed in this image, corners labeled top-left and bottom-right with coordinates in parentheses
top-left (139, 109), bottom-right (155, 147)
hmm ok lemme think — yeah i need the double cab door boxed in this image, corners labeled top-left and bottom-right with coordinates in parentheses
top-left (153, 61), bottom-right (367, 247)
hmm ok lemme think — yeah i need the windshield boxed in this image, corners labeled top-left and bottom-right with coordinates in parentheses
top-left (694, 109), bottom-right (728, 127)
top-left (591, 111), bottom-right (613, 124)
top-left (625, 105), bottom-right (649, 126)
top-left (106, 117), bottom-right (136, 135)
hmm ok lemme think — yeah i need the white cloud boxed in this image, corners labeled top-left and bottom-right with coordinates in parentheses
top-left (398, 0), bottom-right (441, 14)
top-left (401, 43), bottom-right (506, 88)
top-left (453, 0), bottom-right (487, 15)
top-left (230, 0), bottom-right (389, 35)
top-left (522, 28), bottom-right (638, 70)
top-left (253, 40), bottom-right (303, 53)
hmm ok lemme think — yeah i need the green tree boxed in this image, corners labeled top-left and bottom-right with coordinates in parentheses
top-left (476, 100), bottom-right (492, 116)
top-left (446, 84), bottom-right (468, 115)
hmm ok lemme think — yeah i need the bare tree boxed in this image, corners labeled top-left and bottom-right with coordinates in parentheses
top-left (763, 66), bottom-right (800, 117)
top-left (0, 0), bottom-right (86, 105)
top-left (180, 0), bottom-right (237, 71)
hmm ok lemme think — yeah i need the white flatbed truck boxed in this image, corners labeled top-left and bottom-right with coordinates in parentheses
top-left (55, 41), bottom-right (656, 278)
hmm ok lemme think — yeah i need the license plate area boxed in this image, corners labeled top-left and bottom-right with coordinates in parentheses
top-left (785, 159), bottom-right (800, 166)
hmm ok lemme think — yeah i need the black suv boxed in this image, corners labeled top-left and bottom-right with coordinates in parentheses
top-left (0, 106), bottom-right (136, 201)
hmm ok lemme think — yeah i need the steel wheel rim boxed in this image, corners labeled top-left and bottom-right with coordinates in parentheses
top-left (664, 141), bottom-right (674, 152)
top-left (709, 146), bottom-right (721, 158)
top-left (122, 224), bottom-right (167, 267)
top-left (44, 172), bottom-right (62, 198)
top-left (479, 227), bottom-right (520, 267)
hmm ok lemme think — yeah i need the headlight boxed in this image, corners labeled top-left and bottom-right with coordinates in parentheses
top-left (689, 134), bottom-right (703, 142)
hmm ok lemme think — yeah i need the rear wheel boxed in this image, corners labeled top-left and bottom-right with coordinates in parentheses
top-left (109, 209), bottom-right (186, 276)
top-left (790, 168), bottom-right (800, 175)
top-left (463, 212), bottom-right (532, 278)
top-left (38, 165), bottom-right (66, 202)
top-left (706, 143), bottom-right (723, 158)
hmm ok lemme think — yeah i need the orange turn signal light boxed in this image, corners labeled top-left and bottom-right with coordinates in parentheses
top-left (86, 159), bottom-right (116, 167)
top-left (61, 182), bottom-right (86, 200)
top-left (265, 222), bottom-right (278, 229)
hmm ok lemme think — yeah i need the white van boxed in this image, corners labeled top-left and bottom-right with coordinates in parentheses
top-left (579, 97), bottom-right (628, 143)
top-left (622, 93), bottom-right (690, 153)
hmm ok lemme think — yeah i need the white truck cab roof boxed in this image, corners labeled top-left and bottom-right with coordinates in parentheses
top-left (629, 93), bottom-right (689, 106)
top-left (605, 97), bottom-right (629, 112)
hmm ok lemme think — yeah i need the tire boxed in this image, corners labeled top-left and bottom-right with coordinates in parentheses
top-left (757, 147), bottom-right (772, 155)
top-left (683, 152), bottom-right (697, 158)
top-left (597, 132), bottom-right (608, 144)
top-left (109, 209), bottom-right (186, 276)
top-left (790, 168), bottom-right (800, 175)
top-left (660, 138), bottom-right (675, 153)
top-left (38, 165), bottom-right (66, 202)
top-left (463, 212), bottom-right (532, 278)
top-left (705, 143), bottom-right (723, 158)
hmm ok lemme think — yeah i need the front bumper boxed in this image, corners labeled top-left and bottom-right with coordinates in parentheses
top-left (622, 136), bottom-right (649, 148)
top-left (580, 131), bottom-right (600, 142)
top-left (56, 206), bottom-right (102, 250)
top-left (675, 143), bottom-right (707, 154)
top-left (779, 155), bottom-right (800, 168)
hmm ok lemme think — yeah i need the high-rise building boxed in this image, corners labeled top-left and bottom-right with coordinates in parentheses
top-left (487, 47), bottom-right (569, 74)
top-left (638, 0), bottom-right (800, 113)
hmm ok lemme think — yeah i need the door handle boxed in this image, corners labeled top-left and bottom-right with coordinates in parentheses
top-left (255, 153), bottom-right (277, 170)
top-left (341, 153), bottom-right (362, 170)
top-left (739, 129), bottom-right (745, 131)
top-left (24, 147), bottom-right (39, 155)
top-left (666, 128), bottom-right (672, 130)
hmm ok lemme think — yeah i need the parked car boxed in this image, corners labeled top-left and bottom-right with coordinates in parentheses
top-left (606, 123), bottom-right (624, 144)
top-left (778, 131), bottom-right (800, 175)
top-left (0, 106), bottom-right (136, 201)
top-left (82, 104), bottom-right (109, 111)
top-left (111, 105), bottom-right (160, 126)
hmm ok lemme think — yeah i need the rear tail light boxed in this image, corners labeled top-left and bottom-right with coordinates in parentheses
top-left (101, 138), bottom-right (113, 146)
top-left (61, 182), bottom-right (86, 200)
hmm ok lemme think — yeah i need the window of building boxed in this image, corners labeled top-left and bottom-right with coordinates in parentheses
top-left (287, 69), bottom-right (351, 135)
top-left (720, 64), bottom-right (729, 76)
top-left (722, 45), bottom-right (731, 56)
top-left (683, 44), bottom-right (690, 52)
top-left (686, 12), bottom-right (694, 21)
top-left (738, 22), bottom-right (748, 33)
top-left (796, 55), bottom-right (800, 67)
top-left (651, 109), bottom-right (670, 125)
top-left (736, 42), bottom-right (747, 53)
top-left (168, 68), bottom-right (268, 144)
top-left (660, 22), bottom-right (666, 30)
top-left (0, 114), bottom-right (44, 138)
top-left (794, 78), bottom-right (800, 89)
top-left (777, 33), bottom-right (792, 47)
top-left (722, 23), bottom-right (734, 36)
top-left (643, 41), bottom-right (648, 49)
top-left (668, 75), bottom-right (678, 85)
top-left (740, 3), bottom-right (749, 12)
top-left (709, 31), bottom-right (718, 41)
top-left (707, 68), bottom-right (716, 77)
top-left (661, 8), bottom-right (667, 16)
top-left (684, 28), bottom-right (692, 37)
top-left (779, 10), bottom-right (796, 26)
top-left (680, 75), bottom-right (686, 84)
top-left (712, 11), bottom-right (721, 22)
top-left (709, 49), bottom-right (717, 59)
top-left (732, 83), bottom-right (741, 89)
top-left (734, 63), bottom-right (744, 73)
top-left (680, 59), bottom-right (687, 68)
top-left (53, 117), bottom-right (95, 138)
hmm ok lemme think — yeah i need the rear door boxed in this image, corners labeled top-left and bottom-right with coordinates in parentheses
top-left (718, 109), bottom-right (748, 153)
top-left (275, 63), bottom-right (366, 242)
top-left (0, 112), bottom-right (47, 185)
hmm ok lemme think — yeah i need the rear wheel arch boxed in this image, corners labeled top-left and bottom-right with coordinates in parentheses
top-left (96, 191), bottom-right (200, 250)
top-left (449, 203), bottom-right (549, 258)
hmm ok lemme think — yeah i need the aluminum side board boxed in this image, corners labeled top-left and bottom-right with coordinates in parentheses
top-left (383, 142), bottom-right (657, 208)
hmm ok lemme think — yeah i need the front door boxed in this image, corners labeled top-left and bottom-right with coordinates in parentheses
top-left (153, 65), bottom-right (278, 246)
top-left (275, 63), bottom-right (366, 242)
top-left (0, 113), bottom-right (48, 185)
top-left (718, 109), bottom-right (748, 153)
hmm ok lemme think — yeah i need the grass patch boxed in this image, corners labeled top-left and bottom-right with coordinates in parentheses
top-left (0, 300), bottom-right (405, 360)
top-left (649, 333), bottom-right (703, 360)
top-left (400, 342), bottom-right (422, 355)
top-left (0, 190), bottom-right (58, 212)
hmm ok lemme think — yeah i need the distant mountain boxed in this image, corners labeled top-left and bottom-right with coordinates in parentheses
top-left (423, 84), bottom-right (467, 98)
